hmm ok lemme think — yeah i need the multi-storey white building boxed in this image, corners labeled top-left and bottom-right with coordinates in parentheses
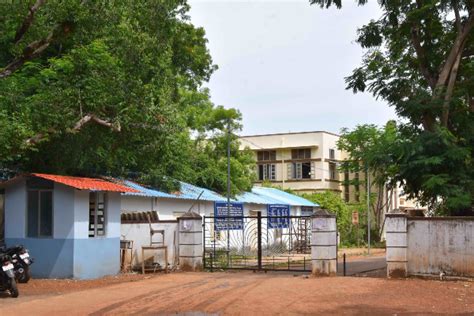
top-left (239, 131), bottom-right (426, 213)
top-left (239, 131), bottom-right (342, 194)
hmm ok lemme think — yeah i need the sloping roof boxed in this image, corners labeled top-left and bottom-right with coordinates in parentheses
top-left (122, 180), bottom-right (318, 207)
top-left (31, 173), bottom-right (138, 193)
top-left (179, 182), bottom-right (226, 202)
top-left (234, 191), bottom-right (282, 205)
top-left (122, 180), bottom-right (226, 202)
top-left (123, 180), bottom-right (177, 199)
top-left (251, 187), bottom-right (318, 207)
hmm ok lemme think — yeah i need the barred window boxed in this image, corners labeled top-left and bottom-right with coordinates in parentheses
top-left (89, 192), bottom-right (106, 237)
top-left (258, 164), bottom-right (276, 180)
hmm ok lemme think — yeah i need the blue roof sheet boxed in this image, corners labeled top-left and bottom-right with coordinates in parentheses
top-left (122, 180), bottom-right (226, 202)
top-left (122, 180), bottom-right (318, 207)
top-left (234, 191), bottom-right (281, 205)
top-left (251, 187), bottom-right (318, 207)
top-left (178, 181), bottom-right (226, 202)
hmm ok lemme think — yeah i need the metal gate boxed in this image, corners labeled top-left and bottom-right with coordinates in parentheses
top-left (203, 213), bottom-right (312, 272)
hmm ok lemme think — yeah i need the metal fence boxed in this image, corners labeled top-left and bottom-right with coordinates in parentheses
top-left (203, 214), bottom-right (312, 272)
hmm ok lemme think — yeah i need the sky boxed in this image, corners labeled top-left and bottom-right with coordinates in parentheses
top-left (188, 0), bottom-right (397, 136)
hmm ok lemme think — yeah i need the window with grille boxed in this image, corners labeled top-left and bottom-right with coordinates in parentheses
top-left (329, 149), bottom-right (335, 159)
top-left (292, 162), bottom-right (311, 179)
top-left (291, 148), bottom-right (311, 159)
top-left (329, 163), bottom-right (337, 180)
top-left (258, 164), bottom-right (276, 180)
top-left (89, 192), bottom-right (106, 237)
top-left (257, 150), bottom-right (276, 161)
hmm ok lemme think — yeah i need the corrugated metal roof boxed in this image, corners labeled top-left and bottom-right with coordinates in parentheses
top-left (122, 181), bottom-right (177, 198)
top-left (31, 173), bottom-right (138, 193)
top-left (179, 182), bottom-right (225, 202)
top-left (251, 187), bottom-right (318, 207)
top-left (234, 191), bottom-right (281, 205)
top-left (122, 180), bottom-right (226, 202)
top-left (122, 179), bottom-right (317, 207)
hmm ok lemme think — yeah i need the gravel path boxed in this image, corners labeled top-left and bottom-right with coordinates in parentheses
top-left (1, 271), bottom-right (473, 315)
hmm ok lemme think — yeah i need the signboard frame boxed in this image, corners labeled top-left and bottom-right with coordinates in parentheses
top-left (214, 202), bottom-right (244, 231)
top-left (267, 204), bottom-right (290, 229)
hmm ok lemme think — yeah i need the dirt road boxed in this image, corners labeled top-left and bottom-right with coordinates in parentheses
top-left (1, 272), bottom-right (473, 315)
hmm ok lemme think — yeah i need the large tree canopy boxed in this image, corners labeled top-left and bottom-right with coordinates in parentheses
top-left (311, 0), bottom-right (474, 214)
top-left (0, 0), bottom-right (255, 194)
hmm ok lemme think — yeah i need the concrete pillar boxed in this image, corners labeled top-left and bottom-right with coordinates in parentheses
top-left (386, 214), bottom-right (408, 278)
top-left (311, 210), bottom-right (337, 276)
top-left (178, 212), bottom-right (203, 271)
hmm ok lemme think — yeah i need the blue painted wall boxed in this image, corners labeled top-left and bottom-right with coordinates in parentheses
top-left (73, 238), bottom-right (120, 279)
top-left (5, 238), bottom-right (74, 278)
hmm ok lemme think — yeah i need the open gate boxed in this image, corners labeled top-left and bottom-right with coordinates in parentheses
top-left (203, 213), bottom-right (312, 272)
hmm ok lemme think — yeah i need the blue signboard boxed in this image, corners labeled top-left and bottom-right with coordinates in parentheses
top-left (268, 204), bottom-right (290, 229)
top-left (214, 202), bottom-right (244, 231)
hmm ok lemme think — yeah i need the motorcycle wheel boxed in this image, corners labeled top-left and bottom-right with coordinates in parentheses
top-left (10, 278), bottom-right (19, 298)
top-left (18, 267), bottom-right (31, 283)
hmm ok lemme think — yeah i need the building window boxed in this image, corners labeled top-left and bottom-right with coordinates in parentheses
top-left (257, 150), bottom-right (276, 161)
top-left (329, 163), bottom-right (337, 180)
top-left (26, 178), bottom-right (54, 238)
top-left (258, 164), bottom-right (276, 181)
top-left (291, 148), bottom-right (311, 159)
top-left (292, 162), bottom-right (311, 179)
top-left (329, 149), bottom-right (335, 160)
top-left (344, 171), bottom-right (350, 202)
top-left (89, 192), bottom-right (106, 237)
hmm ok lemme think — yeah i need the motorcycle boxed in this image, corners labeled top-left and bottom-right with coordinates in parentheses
top-left (0, 245), bottom-right (33, 283)
top-left (0, 253), bottom-right (19, 298)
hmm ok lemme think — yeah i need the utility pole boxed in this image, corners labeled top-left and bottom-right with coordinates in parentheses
top-left (226, 119), bottom-right (231, 258)
top-left (367, 164), bottom-right (371, 255)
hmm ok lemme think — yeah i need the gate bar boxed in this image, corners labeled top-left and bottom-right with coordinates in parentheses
top-left (257, 212), bottom-right (262, 270)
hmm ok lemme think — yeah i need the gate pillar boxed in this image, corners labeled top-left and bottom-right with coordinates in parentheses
top-left (178, 212), bottom-right (203, 271)
top-left (311, 210), bottom-right (337, 276)
top-left (385, 214), bottom-right (408, 278)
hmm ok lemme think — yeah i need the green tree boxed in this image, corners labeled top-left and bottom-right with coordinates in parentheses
top-left (0, 1), bottom-right (254, 194)
top-left (311, 0), bottom-right (474, 214)
top-left (303, 191), bottom-right (353, 242)
top-left (338, 122), bottom-right (399, 227)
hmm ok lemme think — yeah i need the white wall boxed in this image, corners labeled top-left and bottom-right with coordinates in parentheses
top-left (121, 222), bottom-right (178, 269)
top-left (5, 181), bottom-right (77, 239)
top-left (73, 190), bottom-right (89, 239)
top-left (54, 184), bottom-right (75, 239)
top-left (121, 195), bottom-right (215, 220)
top-left (73, 190), bottom-right (121, 239)
top-left (5, 179), bottom-right (26, 239)
top-left (407, 218), bottom-right (474, 277)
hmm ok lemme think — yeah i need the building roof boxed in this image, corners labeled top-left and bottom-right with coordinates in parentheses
top-left (234, 191), bottom-right (283, 205)
top-left (239, 130), bottom-right (340, 138)
top-left (122, 180), bottom-right (226, 202)
top-left (251, 187), bottom-right (318, 207)
top-left (30, 173), bottom-right (138, 192)
top-left (0, 173), bottom-right (138, 192)
top-left (123, 179), bottom-right (318, 208)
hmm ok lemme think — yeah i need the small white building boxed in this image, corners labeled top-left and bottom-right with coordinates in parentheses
top-left (1, 173), bottom-right (137, 279)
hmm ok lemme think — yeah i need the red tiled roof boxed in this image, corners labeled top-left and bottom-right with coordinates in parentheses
top-left (31, 173), bottom-right (138, 193)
